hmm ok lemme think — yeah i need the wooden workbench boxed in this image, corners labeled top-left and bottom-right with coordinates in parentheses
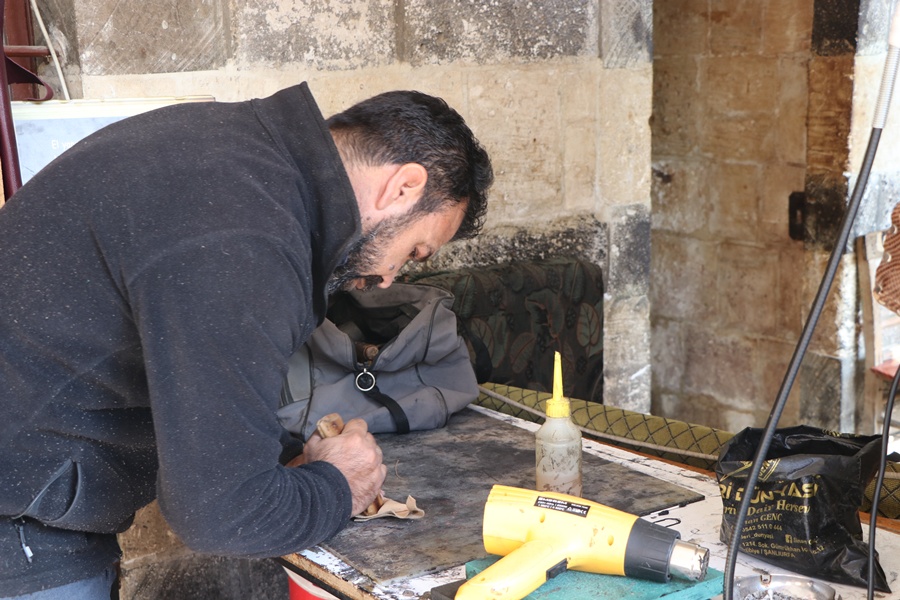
top-left (279, 405), bottom-right (900, 599)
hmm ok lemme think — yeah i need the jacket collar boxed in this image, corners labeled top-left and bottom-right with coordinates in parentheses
top-left (251, 82), bottom-right (361, 321)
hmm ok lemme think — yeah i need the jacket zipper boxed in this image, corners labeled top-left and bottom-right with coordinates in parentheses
top-left (14, 518), bottom-right (33, 563)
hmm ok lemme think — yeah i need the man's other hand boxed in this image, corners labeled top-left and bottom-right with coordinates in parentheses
top-left (300, 418), bottom-right (387, 516)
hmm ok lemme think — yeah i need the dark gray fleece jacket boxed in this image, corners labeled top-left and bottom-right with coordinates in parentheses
top-left (0, 83), bottom-right (358, 595)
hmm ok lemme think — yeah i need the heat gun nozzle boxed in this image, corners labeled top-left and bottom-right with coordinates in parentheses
top-left (668, 539), bottom-right (710, 582)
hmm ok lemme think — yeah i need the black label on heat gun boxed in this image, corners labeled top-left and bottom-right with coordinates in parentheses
top-left (534, 496), bottom-right (590, 517)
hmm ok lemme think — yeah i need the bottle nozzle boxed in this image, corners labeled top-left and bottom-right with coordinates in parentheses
top-left (546, 351), bottom-right (570, 418)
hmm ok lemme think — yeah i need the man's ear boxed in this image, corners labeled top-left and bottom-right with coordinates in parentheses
top-left (375, 163), bottom-right (428, 212)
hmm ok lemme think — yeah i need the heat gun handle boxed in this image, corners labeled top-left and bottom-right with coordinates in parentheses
top-left (455, 539), bottom-right (567, 600)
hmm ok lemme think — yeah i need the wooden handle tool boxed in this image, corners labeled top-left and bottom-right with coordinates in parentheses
top-left (315, 413), bottom-right (385, 516)
top-left (315, 412), bottom-right (345, 439)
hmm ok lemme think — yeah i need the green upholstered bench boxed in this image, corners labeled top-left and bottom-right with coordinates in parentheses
top-left (406, 256), bottom-right (604, 404)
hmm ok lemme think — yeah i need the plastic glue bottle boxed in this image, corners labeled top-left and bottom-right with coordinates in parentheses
top-left (535, 351), bottom-right (583, 496)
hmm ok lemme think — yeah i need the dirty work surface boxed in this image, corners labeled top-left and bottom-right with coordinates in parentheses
top-left (321, 408), bottom-right (703, 584)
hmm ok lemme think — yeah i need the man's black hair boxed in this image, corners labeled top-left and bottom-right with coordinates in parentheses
top-left (326, 90), bottom-right (493, 240)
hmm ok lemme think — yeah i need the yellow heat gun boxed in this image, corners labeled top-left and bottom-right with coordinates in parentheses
top-left (455, 485), bottom-right (709, 600)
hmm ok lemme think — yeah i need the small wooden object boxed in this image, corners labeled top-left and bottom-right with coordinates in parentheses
top-left (315, 413), bottom-right (385, 516)
top-left (316, 413), bottom-right (346, 439)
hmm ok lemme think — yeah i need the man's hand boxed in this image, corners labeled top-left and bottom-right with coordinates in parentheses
top-left (300, 418), bottom-right (387, 516)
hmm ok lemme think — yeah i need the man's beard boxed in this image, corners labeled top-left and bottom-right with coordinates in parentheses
top-left (327, 211), bottom-right (419, 296)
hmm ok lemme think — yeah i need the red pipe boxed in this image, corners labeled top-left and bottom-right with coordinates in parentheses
top-left (0, 0), bottom-right (24, 198)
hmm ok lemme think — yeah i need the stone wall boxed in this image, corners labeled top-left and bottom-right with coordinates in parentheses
top-left (26, 1), bottom-right (653, 598)
top-left (36, 0), bottom-right (654, 415)
top-left (651, 0), bottom-right (900, 435)
top-left (652, 0), bottom-right (816, 433)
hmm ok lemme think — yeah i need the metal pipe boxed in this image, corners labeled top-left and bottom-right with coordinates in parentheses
top-left (3, 45), bottom-right (50, 59)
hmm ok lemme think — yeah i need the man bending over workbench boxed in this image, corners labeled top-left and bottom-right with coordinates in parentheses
top-left (0, 82), bottom-right (493, 599)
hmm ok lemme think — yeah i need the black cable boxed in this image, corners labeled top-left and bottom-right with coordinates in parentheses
top-left (722, 127), bottom-right (883, 600)
top-left (867, 358), bottom-right (900, 598)
top-left (865, 35), bottom-right (900, 600)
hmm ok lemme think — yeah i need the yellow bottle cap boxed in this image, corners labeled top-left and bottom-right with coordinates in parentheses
top-left (546, 397), bottom-right (571, 418)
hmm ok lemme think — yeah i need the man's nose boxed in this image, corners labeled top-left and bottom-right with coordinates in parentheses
top-left (377, 274), bottom-right (395, 288)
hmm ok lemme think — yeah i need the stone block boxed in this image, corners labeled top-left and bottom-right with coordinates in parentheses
top-left (563, 123), bottom-right (597, 211)
top-left (597, 66), bottom-right (653, 206)
top-left (652, 392), bottom-right (678, 423)
top-left (656, 391), bottom-right (731, 432)
top-left (559, 66), bottom-right (600, 211)
top-left (722, 408), bottom-right (763, 433)
top-left (762, 0), bottom-right (814, 55)
top-left (708, 0), bottom-right (763, 56)
top-left (650, 318), bottom-right (686, 394)
top-left (651, 159), bottom-right (711, 236)
top-left (716, 241), bottom-right (780, 336)
top-left (798, 250), bottom-right (834, 354)
top-left (598, 0), bottom-right (653, 67)
top-left (608, 204), bottom-right (650, 298)
top-left (231, 0), bottom-right (394, 69)
top-left (700, 112), bottom-right (777, 162)
top-left (652, 0), bottom-right (707, 57)
top-left (559, 64), bottom-right (600, 122)
top-left (775, 57), bottom-right (810, 165)
top-left (649, 232), bottom-right (718, 321)
top-left (465, 66), bottom-right (564, 223)
top-left (409, 215), bottom-right (608, 276)
top-left (801, 174), bottom-right (850, 251)
top-left (811, 0), bottom-right (859, 56)
top-left (797, 352), bottom-right (844, 430)
top-left (309, 67), bottom-right (469, 123)
top-left (805, 252), bottom-right (858, 358)
top-left (703, 56), bottom-right (780, 116)
top-left (773, 243), bottom-right (807, 341)
top-left (651, 56), bottom-right (702, 157)
top-left (404, 0), bottom-right (597, 65)
top-left (707, 162), bottom-right (760, 243)
top-left (807, 56), bottom-right (853, 176)
top-left (753, 338), bottom-right (802, 426)
top-left (682, 324), bottom-right (758, 402)
top-left (74, 0), bottom-right (228, 75)
top-left (603, 294), bottom-right (651, 412)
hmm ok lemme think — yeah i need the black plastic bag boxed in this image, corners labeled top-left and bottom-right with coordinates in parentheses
top-left (716, 425), bottom-right (890, 592)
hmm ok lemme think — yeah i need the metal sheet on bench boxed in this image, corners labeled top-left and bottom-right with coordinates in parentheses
top-left (320, 407), bottom-right (704, 584)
